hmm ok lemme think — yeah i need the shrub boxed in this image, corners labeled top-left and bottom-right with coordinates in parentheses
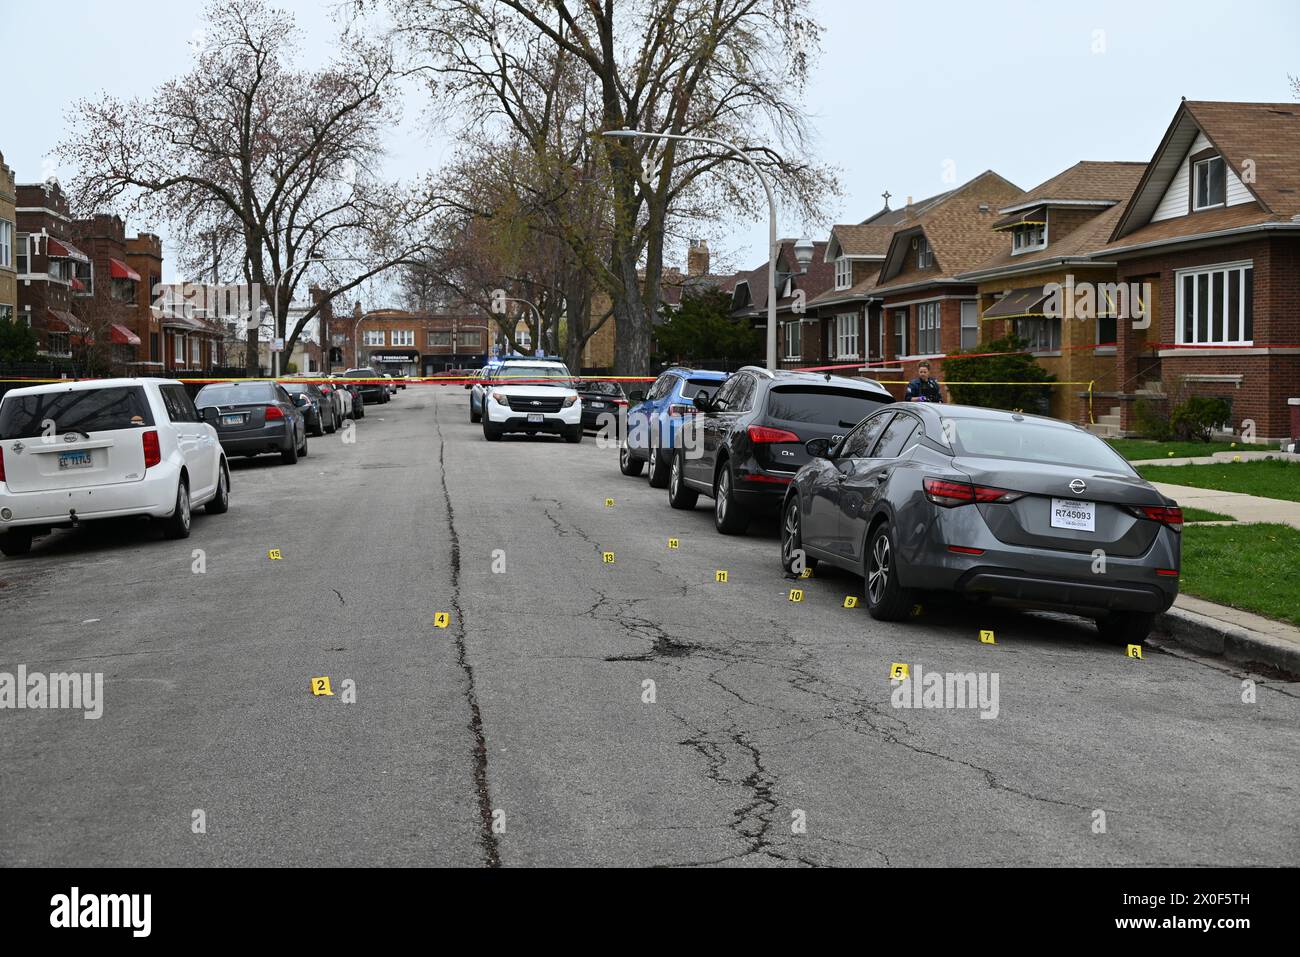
top-left (943, 335), bottom-right (1056, 412)
top-left (1170, 395), bottom-right (1232, 442)
top-left (1133, 397), bottom-right (1172, 442)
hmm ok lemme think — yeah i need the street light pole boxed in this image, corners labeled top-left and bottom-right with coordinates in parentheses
top-left (601, 129), bottom-right (779, 371)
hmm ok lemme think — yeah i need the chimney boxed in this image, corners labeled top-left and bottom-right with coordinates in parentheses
top-left (686, 238), bottom-right (710, 277)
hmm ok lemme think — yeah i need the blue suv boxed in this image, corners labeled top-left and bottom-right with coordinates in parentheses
top-left (619, 367), bottom-right (727, 488)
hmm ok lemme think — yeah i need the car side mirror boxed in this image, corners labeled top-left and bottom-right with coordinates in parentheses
top-left (693, 392), bottom-right (712, 412)
top-left (627, 390), bottom-right (645, 404)
top-left (201, 407), bottom-right (218, 425)
top-left (805, 437), bottom-right (832, 459)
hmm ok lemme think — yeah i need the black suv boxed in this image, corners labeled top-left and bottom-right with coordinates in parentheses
top-left (667, 367), bottom-right (893, 534)
top-left (342, 368), bottom-right (390, 405)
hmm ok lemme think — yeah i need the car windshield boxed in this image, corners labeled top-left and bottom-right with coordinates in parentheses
top-left (0, 386), bottom-right (155, 439)
top-left (949, 418), bottom-right (1135, 473)
top-left (496, 365), bottom-right (571, 383)
top-left (765, 386), bottom-right (891, 426)
top-left (195, 383), bottom-right (278, 406)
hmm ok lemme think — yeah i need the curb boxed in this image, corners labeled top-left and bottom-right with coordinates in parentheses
top-left (1155, 606), bottom-right (1300, 678)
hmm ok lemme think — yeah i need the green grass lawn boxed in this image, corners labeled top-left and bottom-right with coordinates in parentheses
top-left (1137, 459), bottom-right (1300, 502)
top-left (1181, 507), bottom-right (1233, 523)
top-left (1179, 523), bottom-right (1300, 626)
top-left (1107, 438), bottom-right (1273, 461)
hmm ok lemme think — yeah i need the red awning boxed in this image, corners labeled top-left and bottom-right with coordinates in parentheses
top-left (46, 309), bottom-right (87, 334)
top-left (109, 258), bottom-right (142, 282)
top-left (45, 238), bottom-right (90, 262)
top-left (110, 323), bottom-right (142, 346)
top-left (70, 276), bottom-right (87, 292)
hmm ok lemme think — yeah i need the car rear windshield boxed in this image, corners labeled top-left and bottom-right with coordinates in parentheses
top-left (683, 379), bottom-right (721, 401)
top-left (765, 386), bottom-right (891, 427)
top-left (949, 419), bottom-right (1135, 472)
top-left (581, 380), bottom-right (623, 395)
top-left (0, 386), bottom-right (155, 439)
top-left (194, 383), bottom-right (277, 406)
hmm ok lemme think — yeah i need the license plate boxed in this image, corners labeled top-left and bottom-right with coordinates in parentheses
top-left (1051, 498), bottom-right (1096, 532)
top-left (527, 413), bottom-right (545, 423)
top-left (588, 401), bottom-right (606, 409)
top-left (58, 450), bottom-right (93, 470)
top-left (221, 413), bottom-right (247, 426)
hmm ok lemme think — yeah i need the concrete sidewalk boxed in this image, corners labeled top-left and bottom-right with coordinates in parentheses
top-left (1131, 450), bottom-right (1300, 467)
top-left (1145, 481), bottom-right (1300, 529)
top-left (1159, 594), bottom-right (1300, 676)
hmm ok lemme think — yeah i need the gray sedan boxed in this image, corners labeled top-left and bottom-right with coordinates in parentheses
top-left (194, 381), bottom-right (308, 465)
top-left (780, 403), bottom-right (1182, 645)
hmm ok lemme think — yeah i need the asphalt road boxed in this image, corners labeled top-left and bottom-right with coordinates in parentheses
top-left (2, 387), bottom-right (1297, 867)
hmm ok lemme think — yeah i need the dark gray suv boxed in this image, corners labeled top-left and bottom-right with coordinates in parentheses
top-left (780, 403), bottom-right (1182, 645)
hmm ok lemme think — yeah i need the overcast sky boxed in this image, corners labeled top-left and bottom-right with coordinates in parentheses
top-left (8, 0), bottom-right (1299, 292)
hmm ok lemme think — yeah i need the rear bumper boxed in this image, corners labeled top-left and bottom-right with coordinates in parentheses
top-left (953, 567), bottom-right (1175, 614)
top-left (218, 426), bottom-right (292, 455)
top-left (0, 463), bottom-right (181, 528)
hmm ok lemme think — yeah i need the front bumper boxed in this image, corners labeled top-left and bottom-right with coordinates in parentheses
top-left (486, 399), bottom-right (581, 434)
top-left (0, 463), bottom-right (181, 528)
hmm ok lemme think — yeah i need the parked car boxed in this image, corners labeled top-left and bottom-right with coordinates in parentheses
top-left (576, 379), bottom-right (628, 432)
top-left (470, 356), bottom-right (561, 421)
top-left (667, 367), bottom-right (893, 534)
top-left (481, 359), bottom-right (583, 442)
top-left (389, 373), bottom-right (408, 390)
top-left (779, 403), bottom-right (1182, 644)
top-left (193, 380), bottom-right (308, 464)
top-left (382, 373), bottom-right (398, 396)
top-left (620, 367), bottom-right (727, 488)
top-left (279, 381), bottom-right (337, 436)
top-left (316, 380), bottom-right (352, 422)
top-left (0, 378), bottom-right (229, 556)
top-left (342, 368), bottom-right (389, 405)
top-left (328, 376), bottom-right (365, 419)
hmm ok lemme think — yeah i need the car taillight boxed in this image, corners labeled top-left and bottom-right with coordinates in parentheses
top-left (923, 478), bottom-right (1023, 507)
top-left (747, 425), bottom-right (800, 444)
top-left (0, 446), bottom-right (5, 483)
top-left (265, 405), bottom-right (284, 420)
top-left (668, 404), bottom-right (697, 416)
top-left (142, 430), bottom-right (161, 469)
top-left (1127, 504), bottom-right (1183, 533)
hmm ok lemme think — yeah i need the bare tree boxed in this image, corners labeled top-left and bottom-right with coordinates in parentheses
top-left (58, 0), bottom-right (445, 375)
top-left (382, 0), bottom-right (838, 375)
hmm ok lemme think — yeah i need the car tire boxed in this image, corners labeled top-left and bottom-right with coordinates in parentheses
top-left (160, 480), bottom-right (192, 540)
top-left (325, 410), bottom-right (337, 434)
top-left (470, 401), bottom-right (481, 424)
top-left (356, 402), bottom-right (365, 419)
top-left (565, 424), bottom-right (583, 443)
top-left (205, 464), bottom-right (230, 514)
top-left (780, 496), bottom-right (819, 576)
top-left (298, 432), bottom-right (309, 457)
top-left (483, 418), bottom-right (502, 442)
top-left (646, 441), bottom-right (669, 488)
top-left (281, 437), bottom-right (299, 465)
top-left (713, 461), bottom-right (750, 535)
top-left (864, 521), bottom-right (916, 622)
top-left (667, 451), bottom-right (699, 510)
top-left (0, 530), bottom-right (33, 557)
top-left (619, 442), bottom-right (645, 477)
top-left (311, 417), bottom-right (325, 437)
top-left (1095, 611), bottom-right (1155, 646)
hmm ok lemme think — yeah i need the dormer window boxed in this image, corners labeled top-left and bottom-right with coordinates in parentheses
top-left (1193, 155), bottom-right (1226, 210)
top-left (834, 256), bottom-right (851, 290)
top-left (1011, 222), bottom-right (1047, 254)
top-left (917, 237), bottom-right (933, 268)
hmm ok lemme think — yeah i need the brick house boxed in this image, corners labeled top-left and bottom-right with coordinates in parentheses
top-left (1091, 100), bottom-right (1300, 444)
top-left (67, 214), bottom-right (146, 368)
top-left (0, 151), bottom-right (16, 330)
top-left (728, 239), bottom-right (834, 369)
top-left (125, 233), bottom-right (166, 371)
top-left (15, 180), bottom-right (90, 359)
top-left (955, 161), bottom-right (1147, 425)
top-left (354, 309), bottom-right (491, 375)
top-left (868, 171), bottom-right (1024, 399)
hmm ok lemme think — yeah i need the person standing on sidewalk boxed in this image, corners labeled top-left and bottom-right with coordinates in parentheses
top-left (905, 361), bottom-right (946, 403)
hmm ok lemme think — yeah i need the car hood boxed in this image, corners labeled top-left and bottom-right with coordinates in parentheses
top-left (490, 383), bottom-right (578, 397)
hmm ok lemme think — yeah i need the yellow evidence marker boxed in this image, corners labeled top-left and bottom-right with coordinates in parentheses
top-left (434, 612), bottom-right (451, 628)
top-left (267, 549), bottom-right (282, 560)
top-left (604, 498), bottom-right (615, 508)
top-left (979, 630), bottom-right (996, 645)
top-left (799, 567), bottom-right (813, 579)
top-left (1126, 644), bottom-right (1143, 660)
top-left (788, 588), bottom-right (804, 603)
top-left (667, 538), bottom-right (679, 549)
top-left (843, 596), bottom-right (859, 608)
top-left (311, 677), bottom-right (334, 696)
top-left (890, 663), bottom-right (910, 681)
top-left (715, 570), bottom-right (728, 583)
top-left (602, 551), bottom-right (616, 564)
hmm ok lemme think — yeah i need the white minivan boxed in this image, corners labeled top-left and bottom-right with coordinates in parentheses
top-left (0, 378), bottom-right (229, 557)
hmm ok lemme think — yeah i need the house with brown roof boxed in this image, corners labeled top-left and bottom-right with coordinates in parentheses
top-left (1092, 100), bottom-right (1300, 444)
top-left (868, 171), bottom-right (1024, 397)
top-left (728, 238), bottom-right (834, 368)
top-left (956, 161), bottom-right (1147, 425)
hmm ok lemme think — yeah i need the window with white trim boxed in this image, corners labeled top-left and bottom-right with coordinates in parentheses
top-left (916, 301), bottom-right (941, 355)
top-left (1177, 261), bottom-right (1253, 345)
top-left (893, 308), bottom-right (907, 358)
top-left (1193, 156), bottom-right (1226, 210)
top-left (917, 236), bottom-right (933, 269)
top-left (364, 330), bottom-right (385, 346)
top-left (428, 330), bottom-right (451, 347)
top-left (834, 256), bottom-right (852, 290)
top-left (783, 320), bottom-right (801, 360)
top-left (16, 234), bottom-right (29, 274)
top-left (834, 313), bottom-right (859, 358)
top-left (1011, 223), bottom-right (1046, 254)
top-left (0, 220), bottom-right (12, 268)
top-left (1013, 316), bottom-right (1061, 352)
top-left (48, 332), bottom-right (70, 355)
top-left (191, 337), bottom-right (201, 366)
top-left (392, 329), bottom-right (414, 347)
top-left (0, 304), bottom-right (12, 324)
top-left (959, 300), bottom-right (979, 351)
top-left (461, 331), bottom-right (482, 349)
top-left (174, 335), bottom-right (186, 364)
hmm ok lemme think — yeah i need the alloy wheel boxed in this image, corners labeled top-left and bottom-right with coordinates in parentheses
top-left (782, 501), bottom-right (800, 567)
top-left (716, 469), bottom-right (729, 522)
top-left (868, 534), bottom-right (890, 605)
